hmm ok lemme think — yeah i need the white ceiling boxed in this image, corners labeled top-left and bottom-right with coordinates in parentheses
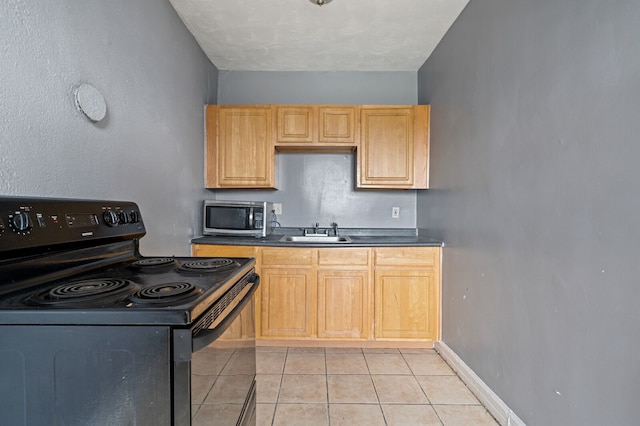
top-left (169, 0), bottom-right (470, 72)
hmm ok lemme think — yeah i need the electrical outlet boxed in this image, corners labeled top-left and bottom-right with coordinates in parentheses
top-left (392, 207), bottom-right (400, 218)
top-left (273, 203), bottom-right (283, 215)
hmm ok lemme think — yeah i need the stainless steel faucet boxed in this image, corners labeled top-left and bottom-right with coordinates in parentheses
top-left (301, 222), bottom-right (336, 236)
top-left (303, 223), bottom-right (324, 235)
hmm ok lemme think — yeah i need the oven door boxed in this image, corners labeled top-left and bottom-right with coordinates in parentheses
top-left (0, 325), bottom-right (174, 425)
top-left (173, 272), bottom-right (259, 426)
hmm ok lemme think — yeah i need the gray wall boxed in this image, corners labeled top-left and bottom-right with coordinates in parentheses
top-left (417, 0), bottom-right (640, 424)
top-left (0, 0), bottom-right (218, 256)
top-left (215, 71), bottom-right (418, 229)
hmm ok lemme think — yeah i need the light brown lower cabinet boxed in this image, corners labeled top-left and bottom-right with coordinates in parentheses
top-left (260, 267), bottom-right (315, 338)
top-left (317, 270), bottom-right (370, 339)
top-left (191, 244), bottom-right (440, 345)
top-left (259, 248), bottom-right (315, 338)
top-left (374, 269), bottom-right (438, 339)
top-left (373, 247), bottom-right (440, 340)
top-left (317, 248), bottom-right (371, 340)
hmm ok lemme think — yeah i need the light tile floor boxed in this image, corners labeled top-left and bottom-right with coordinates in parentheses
top-left (256, 347), bottom-right (499, 426)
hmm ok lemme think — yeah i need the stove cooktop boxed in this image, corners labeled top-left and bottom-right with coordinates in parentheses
top-left (0, 256), bottom-right (256, 326)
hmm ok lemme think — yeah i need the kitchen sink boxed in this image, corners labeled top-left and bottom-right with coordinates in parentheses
top-left (279, 235), bottom-right (353, 244)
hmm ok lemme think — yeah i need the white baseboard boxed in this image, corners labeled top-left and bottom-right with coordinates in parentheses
top-left (435, 341), bottom-right (526, 426)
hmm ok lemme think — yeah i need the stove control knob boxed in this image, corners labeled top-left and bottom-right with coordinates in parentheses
top-left (10, 211), bottom-right (31, 232)
top-left (119, 211), bottom-right (130, 224)
top-left (103, 210), bottom-right (119, 227)
top-left (129, 211), bottom-right (140, 223)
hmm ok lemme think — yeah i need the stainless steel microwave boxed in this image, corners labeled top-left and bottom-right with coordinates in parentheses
top-left (203, 200), bottom-right (273, 238)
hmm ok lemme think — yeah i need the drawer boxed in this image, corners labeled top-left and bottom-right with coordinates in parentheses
top-left (373, 247), bottom-right (438, 267)
top-left (261, 247), bottom-right (314, 266)
top-left (318, 248), bottom-right (369, 266)
top-left (192, 244), bottom-right (255, 258)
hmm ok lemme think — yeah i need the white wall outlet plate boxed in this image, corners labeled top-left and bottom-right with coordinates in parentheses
top-left (392, 207), bottom-right (400, 218)
top-left (273, 203), bottom-right (283, 215)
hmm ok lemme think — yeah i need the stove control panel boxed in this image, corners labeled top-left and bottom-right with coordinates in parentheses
top-left (0, 197), bottom-right (146, 254)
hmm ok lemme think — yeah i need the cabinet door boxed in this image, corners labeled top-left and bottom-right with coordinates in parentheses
top-left (358, 105), bottom-right (429, 189)
top-left (318, 106), bottom-right (357, 146)
top-left (374, 269), bottom-right (438, 340)
top-left (359, 106), bottom-right (413, 188)
top-left (317, 248), bottom-right (370, 339)
top-left (207, 106), bottom-right (275, 188)
top-left (276, 106), bottom-right (316, 144)
top-left (275, 105), bottom-right (357, 150)
top-left (260, 268), bottom-right (315, 338)
top-left (317, 270), bottom-right (370, 339)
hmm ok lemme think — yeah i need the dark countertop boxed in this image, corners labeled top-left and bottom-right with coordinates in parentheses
top-left (191, 228), bottom-right (443, 248)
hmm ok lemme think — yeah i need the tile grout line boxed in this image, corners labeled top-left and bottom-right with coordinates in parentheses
top-left (323, 347), bottom-right (331, 426)
top-left (361, 347), bottom-right (389, 424)
top-left (270, 347), bottom-right (289, 426)
top-left (403, 350), bottom-right (448, 426)
top-left (400, 350), bottom-right (434, 405)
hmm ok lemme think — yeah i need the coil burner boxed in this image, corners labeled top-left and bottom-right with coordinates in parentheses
top-left (177, 258), bottom-right (240, 273)
top-left (128, 282), bottom-right (203, 306)
top-left (129, 257), bottom-right (178, 271)
top-left (27, 279), bottom-right (138, 307)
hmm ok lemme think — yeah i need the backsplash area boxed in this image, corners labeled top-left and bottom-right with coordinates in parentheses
top-left (207, 152), bottom-right (417, 229)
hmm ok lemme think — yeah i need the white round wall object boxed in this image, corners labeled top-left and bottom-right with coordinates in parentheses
top-left (74, 83), bottom-right (107, 122)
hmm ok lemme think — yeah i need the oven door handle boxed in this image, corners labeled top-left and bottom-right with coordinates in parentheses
top-left (191, 273), bottom-right (259, 352)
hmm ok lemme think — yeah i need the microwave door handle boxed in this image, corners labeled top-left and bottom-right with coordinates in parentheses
top-left (248, 207), bottom-right (254, 229)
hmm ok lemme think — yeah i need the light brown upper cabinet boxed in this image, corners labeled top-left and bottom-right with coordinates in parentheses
top-left (357, 105), bottom-right (430, 189)
top-left (205, 104), bottom-right (429, 189)
top-left (205, 105), bottom-right (276, 188)
top-left (275, 106), bottom-right (316, 144)
top-left (275, 105), bottom-right (358, 151)
top-left (318, 106), bottom-right (358, 147)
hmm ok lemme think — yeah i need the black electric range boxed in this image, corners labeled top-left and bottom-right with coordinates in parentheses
top-left (0, 196), bottom-right (258, 425)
